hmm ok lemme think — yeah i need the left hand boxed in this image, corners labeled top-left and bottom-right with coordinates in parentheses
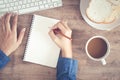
top-left (0, 13), bottom-right (26, 56)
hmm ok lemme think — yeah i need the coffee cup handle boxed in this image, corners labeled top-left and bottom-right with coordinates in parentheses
top-left (101, 59), bottom-right (106, 65)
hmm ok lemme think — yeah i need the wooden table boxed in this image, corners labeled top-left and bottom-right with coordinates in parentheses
top-left (0, 0), bottom-right (120, 80)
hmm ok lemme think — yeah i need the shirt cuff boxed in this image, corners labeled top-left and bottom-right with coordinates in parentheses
top-left (0, 50), bottom-right (10, 69)
top-left (57, 57), bottom-right (78, 77)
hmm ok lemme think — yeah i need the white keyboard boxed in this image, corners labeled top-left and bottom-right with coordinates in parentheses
top-left (0, 0), bottom-right (62, 15)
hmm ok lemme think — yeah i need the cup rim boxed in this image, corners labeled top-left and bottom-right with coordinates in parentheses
top-left (85, 36), bottom-right (110, 61)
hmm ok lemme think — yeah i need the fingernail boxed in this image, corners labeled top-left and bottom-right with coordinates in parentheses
top-left (12, 12), bottom-right (17, 16)
top-left (62, 20), bottom-right (67, 23)
top-left (7, 12), bottom-right (12, 15)
top-left (22, 28), bottom-right (26, 32)
top-left (14, 12), bottom-right (18, 15)
top-left (0, 14), bottom-right (3, 18)
top-left (11, 13), bottom-right (15, 16)
top-left (64, 20), bottom-right (68, 23)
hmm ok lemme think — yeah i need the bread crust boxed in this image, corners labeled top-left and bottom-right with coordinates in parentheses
top-left (86, 0), bottom-right (116, 24)
top-left (107, 0), bottom-right (120, 6)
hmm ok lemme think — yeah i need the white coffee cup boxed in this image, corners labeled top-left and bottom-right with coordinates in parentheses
top-left (85, 36), bottom-right (110, 65)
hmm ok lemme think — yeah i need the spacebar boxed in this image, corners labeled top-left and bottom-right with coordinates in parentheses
top-left (19, 7), bottom-right (39, 14)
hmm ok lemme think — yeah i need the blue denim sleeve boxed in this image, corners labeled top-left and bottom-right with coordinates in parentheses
top-left (0, 50), bottom-right (10, 69)
top-left (57, 57), bottom-right (78, 80)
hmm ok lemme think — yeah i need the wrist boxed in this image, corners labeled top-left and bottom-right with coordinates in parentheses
top-left (61, 47), bottom-right (72, 58)
top-left (0, 48), bottom-right (10, 56)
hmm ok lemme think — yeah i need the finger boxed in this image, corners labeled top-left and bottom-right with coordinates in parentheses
top-left (60, 21), bottom-right (70, 30)
top-left (12, 14), bottom-right (18, 32)
top-left (5, 13), bottom-right (12, 31)
top-left (49, 29), bottom-right (60, 42)
top-left (1, 16), bottom-right (5, 31)
top-left (50, 23), bottom-right (58, 29)
top-left (0, 15), bottom-right (3, 21)
top-left (49, 29), bottom-right (58, 41)
top-left (17, 28), bottom-right (26, 45)
top-left (56, 22), bottom-right (67, 33)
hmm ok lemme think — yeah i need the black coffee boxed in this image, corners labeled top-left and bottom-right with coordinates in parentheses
top-left (87, 38), bottom-right (108, 58)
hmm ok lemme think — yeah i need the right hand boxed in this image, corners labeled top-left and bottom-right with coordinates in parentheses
top-left (49, 21), bottom-right (72, 58)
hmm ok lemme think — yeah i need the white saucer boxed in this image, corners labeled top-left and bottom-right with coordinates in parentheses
top-left (80, 0), bottom-right (120, 30)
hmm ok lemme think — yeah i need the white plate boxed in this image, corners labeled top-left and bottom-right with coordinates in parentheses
top-left (80, 0), bottom-right (120, 30)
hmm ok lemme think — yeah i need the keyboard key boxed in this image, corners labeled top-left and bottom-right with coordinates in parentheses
top-left (9, 0), bottom-right (13, 3)
top-left (54, 3), bottom-right (58, 7)
top-left (0, 8), bottom-right (9, 12)
top-left (18, 6), bottom-right (21, 9)
top-left (47, 0), bottom-right (51, 3)
top-left (49, 4), bottom-right (54, 8)
top-left (58, 3), bottom-right (62, 6)
top-left (19, 1), bottom-right (23, 5)
top-left (15, 2), bottom-right (19, 6)
top-left (39, 5), bottom-right (45, 9)
top-left (28, 0), bottom-right (31, 3)
top-left (35, 2), bottom-right (39, 6)
top-left (6, 4), bottom-right (10, 7)
top-left (39, 1), bottom-right (43, 4)
top-left (26, 4), bottom-right (30, 8)
top-left (43, 0), bottom-right (47, 4)
top-left (12, 11), bottom-right (18, 13)
top-left (23, 0), bottom-right (27, 4)
top-left (32, 0), bottom-right (36, 2)
top-left (35, 0), bottom-right (40, 1)
top-left (10, 3), bottom-right (14, 7)
top-left (52, 0), bottom-right (59, 2)
top-left (0, 1), bottom-right (4, 4)
top-left (31, 3), bottom-right (34, 7)
top-left (3, 0), bottom-right (8, 3)
top-left (9, 7), bottom-right (14, 11)
top-left (0, 4), bottom-right (5, 9)
top-left (22, 5), bottom-right (26, 8)
top-left (45, 4), bottom-right (49, 8)
top-left (19, 7), bottom-right (39, 14)
top-left (13, 7), bottom-right (17, 10)
top-left (13, 0), bottom-right (17, 2)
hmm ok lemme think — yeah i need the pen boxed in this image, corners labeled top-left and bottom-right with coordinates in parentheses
top-left (53, 28), bottom-right (72, 40)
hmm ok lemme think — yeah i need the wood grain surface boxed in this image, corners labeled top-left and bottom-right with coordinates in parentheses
top-left (0, 0), bottom-right (120, 80)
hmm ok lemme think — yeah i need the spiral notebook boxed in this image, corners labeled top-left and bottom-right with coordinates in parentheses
top-left (23, 15), bottom-right (60, 68)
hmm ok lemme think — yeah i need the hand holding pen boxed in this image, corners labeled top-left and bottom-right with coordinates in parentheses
top-left (53, 28), bottom-right (72, 40)
top-left (49, 21), bottom-right (72, 58)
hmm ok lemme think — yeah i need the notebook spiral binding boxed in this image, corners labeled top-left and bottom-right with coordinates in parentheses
top-left (23, 15), bottom-right (35, 60)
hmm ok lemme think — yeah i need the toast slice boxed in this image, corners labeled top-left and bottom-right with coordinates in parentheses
top-left (111, 5), bottom-right (120, 19)
top-left (86, 0), bottom-right (115, 24)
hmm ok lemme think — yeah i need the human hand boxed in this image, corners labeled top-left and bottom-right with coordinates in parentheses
top-left (49, 21), bottom-right (72, 58)
top-left (0, 13), bottom-right (26, 56)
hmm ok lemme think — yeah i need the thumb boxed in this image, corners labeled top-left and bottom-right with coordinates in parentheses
top-left (49, 30), bottom-right (61, 47)
top-left (17, 28), bottom-right (26, 45)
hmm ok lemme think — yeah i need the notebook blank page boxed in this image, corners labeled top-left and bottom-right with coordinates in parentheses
top-left (23, 15), bottom-right (60, 68)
